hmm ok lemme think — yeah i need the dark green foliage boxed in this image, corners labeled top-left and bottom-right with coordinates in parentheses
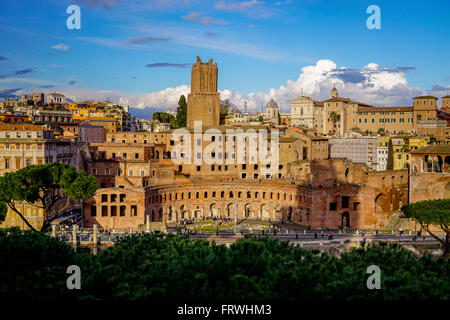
top-left (0, 228), bottom-right (90, 299)
top-left (152, 112), bottom-right (176, 128)
top-left (387, 139), bottom-right (394, 170)
top-left (0, 202), bottom-right (6, 222)
top-left (0, 163), bottom-right (98, 232)
top-left (402, 199), bottom-right (450, 257)
top-left (175, 95), bottom-right (187, 128)
top-left (1, 232), bottom-right (448, 300)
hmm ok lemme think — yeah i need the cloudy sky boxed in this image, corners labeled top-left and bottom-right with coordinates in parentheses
top-left (0, 0), bottom-right (449, 118)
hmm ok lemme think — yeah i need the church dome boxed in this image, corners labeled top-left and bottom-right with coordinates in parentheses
top-left (266, 98), bottom-right (279, 109)
top-left (330, 86), bottom-right (339, 98)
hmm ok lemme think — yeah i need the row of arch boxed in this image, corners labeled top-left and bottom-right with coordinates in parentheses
top-left (420, 155), bottom-right (450, 173)
top-left (148, 188), bottom-right (310, 205)
top-left (147, 202), bottom-right (302, 222)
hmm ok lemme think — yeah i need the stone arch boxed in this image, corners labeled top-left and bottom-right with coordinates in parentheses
top-left (210, 203), bottom-right (218, 218)
top-left (436, 155), bottom-right (443, 172)
top-left (261, 204), bottom-right (269, 220)
top-left (180, 205), bottom-right (187, 219)
top-left (226, 203), bottom-right (233, 218)
top-left (341, 211), bottom-right (350, 228)
top-left (375, 193), bottom-right (388, 213)
top-left (287, 206), bottom-right (293, 222)
top-left (168, 206), bottom-right (174, 221)
top-left (444, 156), bottom-right (450, 173)
top-left (158, 207), bottom-right (163, 221)
top-left (243, 203), bottom-right (252, 218)
top-left (275, 205), bottom-right (281, 220)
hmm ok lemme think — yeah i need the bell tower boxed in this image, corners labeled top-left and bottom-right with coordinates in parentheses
top-left (187, 56), bottom-right (220, 128)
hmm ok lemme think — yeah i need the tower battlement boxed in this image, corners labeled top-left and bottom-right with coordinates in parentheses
top-left (187, 56), bottom-right (220, 128)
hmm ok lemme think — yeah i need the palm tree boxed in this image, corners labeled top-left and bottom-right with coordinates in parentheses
top-left (329, 111), bottom-right (339, 132)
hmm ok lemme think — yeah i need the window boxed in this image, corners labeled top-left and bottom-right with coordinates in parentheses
top-left (111, 194), bottom-right (117, 202)
top-left (110, 206), bottom-right (117, 217)
top-left (5, 159), bottom-right (9, 169)
top-left (91, 206), bottom-right (97, 217)
top-left (91, 168), bottom-right (97, 175)
top-left (140, 170), bottom-right (145, 176)
top-left (329, 202), bottom-right (337, 211)
top-left (131, 205), bottom-right (137, 216)
top-left (342, 196), bottom-right (349, 208)
top-left (120, 206), bottom-right (126, 216)
top-left (101, 206), bottom-right (108, 217)
top-left (135, 153), bottom-right (139, 159)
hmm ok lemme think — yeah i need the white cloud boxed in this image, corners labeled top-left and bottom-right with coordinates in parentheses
top-left (51, 44), bottom-right (70, 52)
top-left (181, 12), bottom-right (229, 25)
top-left (219, 59), bottom-right (425, 112)
top-left (215, 0), bottom-right (263, 11)
top-left (15, 59), bottom-right (448, 115)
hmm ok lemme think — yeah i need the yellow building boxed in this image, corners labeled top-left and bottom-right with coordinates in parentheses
top-left (394, 152), bottom-right (410, 170)
top-left (377, 136), bottom-right (389, 148)
top-left (392, 135), bottom-right (431, 170)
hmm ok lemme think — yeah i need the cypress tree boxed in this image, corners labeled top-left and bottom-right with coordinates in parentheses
top-left (175, 95), bottom-right (187, 128)
top-left (386, 138), bottom-right (394, 170)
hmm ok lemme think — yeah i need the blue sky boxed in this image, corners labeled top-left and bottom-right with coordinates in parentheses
top-left (0, 0), bottom-right (449, 117)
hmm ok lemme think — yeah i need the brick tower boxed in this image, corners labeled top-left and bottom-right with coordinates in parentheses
top-left (187, 56), bottom-right (220, 128)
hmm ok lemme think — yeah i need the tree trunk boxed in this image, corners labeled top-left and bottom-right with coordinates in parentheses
top-left (7, 203), bottom-right (37, 232)
top-left (443, 233), bottom-right (449, 258)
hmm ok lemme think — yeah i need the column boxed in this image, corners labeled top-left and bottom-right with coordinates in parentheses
top-left (72, 225), bottom-right (77, 249)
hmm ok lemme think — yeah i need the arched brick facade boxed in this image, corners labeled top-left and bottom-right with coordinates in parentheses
top-left (144, 181), bottom-right (309, 223)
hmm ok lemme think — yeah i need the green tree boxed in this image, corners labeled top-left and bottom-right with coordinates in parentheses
top-left (0, 201), bottom-right (6, 223)
top-left (377, 128), bottom-right (385, 134)
top-left (386, 139), bottom-right (394, 170)
top-left (0, 163), bottom-right (98, 232)
top-left (1, 232), bottom-right (449, 299)
top-left (402, 199), bottom-right (450, 257)
top-left (329, 111), bottom-right (339, 131)
top-left (152, 112), bottom-right (176, 128)
top-left (0, 228), bottom-right (88, 299)
top-left (175, 95), bottom-right (187, 128)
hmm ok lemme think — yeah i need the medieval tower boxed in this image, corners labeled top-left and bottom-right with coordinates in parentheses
top-left (187, 56), bottom-right (220, 128)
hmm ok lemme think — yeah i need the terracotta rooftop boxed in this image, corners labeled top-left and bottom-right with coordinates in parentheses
top-left (0, 124), bottom-right (49, 131)
top-left (410, 145), bottom-right (450, 154)
top-left (413, 95), bottom-right (437, 99)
